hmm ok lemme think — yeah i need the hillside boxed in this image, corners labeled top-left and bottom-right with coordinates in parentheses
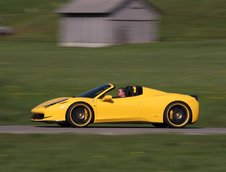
top-left (0, 0), bottom-right (226, 41)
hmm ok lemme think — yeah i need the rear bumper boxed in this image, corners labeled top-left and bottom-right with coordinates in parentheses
top-left (189, 99), bottom-right (200, 124)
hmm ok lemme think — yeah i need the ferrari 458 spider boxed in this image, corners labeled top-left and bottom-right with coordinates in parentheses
top-left (31, 83), bottom-right (199, 128)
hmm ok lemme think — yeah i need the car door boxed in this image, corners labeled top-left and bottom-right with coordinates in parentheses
top-left (95, 96), bottom-right (142, 122)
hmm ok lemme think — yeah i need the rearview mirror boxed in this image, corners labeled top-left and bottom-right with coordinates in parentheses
top-left (101, 95), bottom-right (113, 102)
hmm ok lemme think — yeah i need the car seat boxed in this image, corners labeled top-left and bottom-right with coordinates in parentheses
top-left (125, 86), bottom-right (134, 97)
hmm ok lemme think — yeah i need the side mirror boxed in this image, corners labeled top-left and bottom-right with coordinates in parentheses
top-left (101, 95), bottom-right (113, 102)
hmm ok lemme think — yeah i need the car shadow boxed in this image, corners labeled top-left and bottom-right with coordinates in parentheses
top-left (35, 124), bottom-right (202, 129)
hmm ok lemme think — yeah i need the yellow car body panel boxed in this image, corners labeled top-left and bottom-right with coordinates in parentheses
top-left (95, 96), bottom-right (142, 122)
top-left (31, 83), bottom-right (200, 127)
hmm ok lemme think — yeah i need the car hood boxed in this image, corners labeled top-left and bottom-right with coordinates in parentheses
top-left (35, 97), bottom-right (70, 108)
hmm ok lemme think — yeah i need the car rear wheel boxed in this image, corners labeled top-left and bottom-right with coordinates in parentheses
top-left (164, 101), bottom-right (191, 128)
top-left (66, 103), bottom-right (93, 127)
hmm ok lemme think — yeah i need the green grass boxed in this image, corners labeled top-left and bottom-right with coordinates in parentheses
top-left (151, 0), bottom-right (226, 40)
top-left (0, 134), bottom-right (226, 172)
top-left (0, 0), bottom-right (68, 41)
top-left (0, 40), bottom-right (226, 126)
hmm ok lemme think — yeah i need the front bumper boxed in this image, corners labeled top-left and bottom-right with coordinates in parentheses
top-left (31, 97), bottom-right (71, 122)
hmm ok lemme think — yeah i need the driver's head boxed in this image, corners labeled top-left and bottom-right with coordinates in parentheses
top-left (118, 88), bottom-right (126, 98)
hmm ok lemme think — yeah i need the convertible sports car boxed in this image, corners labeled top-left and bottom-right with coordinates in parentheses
top-left (31, 83), bottom-right (199, 128)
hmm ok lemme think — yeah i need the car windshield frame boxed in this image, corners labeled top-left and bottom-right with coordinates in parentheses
top-left (76, 84), bottom-right (111, 98)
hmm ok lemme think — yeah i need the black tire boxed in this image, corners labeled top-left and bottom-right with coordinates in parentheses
top-left (66, 103), bottom-right (93, 128)
top-left (164, 101), bottom-right (191, 128)
top-left (57, 121), bottom-right (71, 127)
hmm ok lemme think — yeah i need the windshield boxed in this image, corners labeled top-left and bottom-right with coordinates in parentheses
top-left (76, 84), bottom-right (111, 98)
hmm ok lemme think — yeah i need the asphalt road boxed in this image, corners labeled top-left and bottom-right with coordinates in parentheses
top-left (0, 126), bottom-right (226, 135)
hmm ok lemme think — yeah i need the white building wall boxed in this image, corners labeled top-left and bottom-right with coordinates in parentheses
top-left (58, 0), bottom-right (160, 47)
top-left (59, 17), bottom-right (114, 47)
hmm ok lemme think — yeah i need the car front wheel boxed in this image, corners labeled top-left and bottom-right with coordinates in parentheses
top-left (66, 103), bottom-right (93, 127)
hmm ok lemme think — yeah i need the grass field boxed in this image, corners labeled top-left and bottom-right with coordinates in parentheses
top-left (0, 134), bottom-right (226, 172)
top-left (1, 0), bottom-right (226, 171)
top-left (0, 40), bottom-right (226, 126)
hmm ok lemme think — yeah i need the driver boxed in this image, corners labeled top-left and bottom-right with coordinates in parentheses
top-left (117, 88), bottom-right (126, 98)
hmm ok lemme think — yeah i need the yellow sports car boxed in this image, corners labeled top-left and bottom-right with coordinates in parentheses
top-left (31, 83), bottom-right (199, 128)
